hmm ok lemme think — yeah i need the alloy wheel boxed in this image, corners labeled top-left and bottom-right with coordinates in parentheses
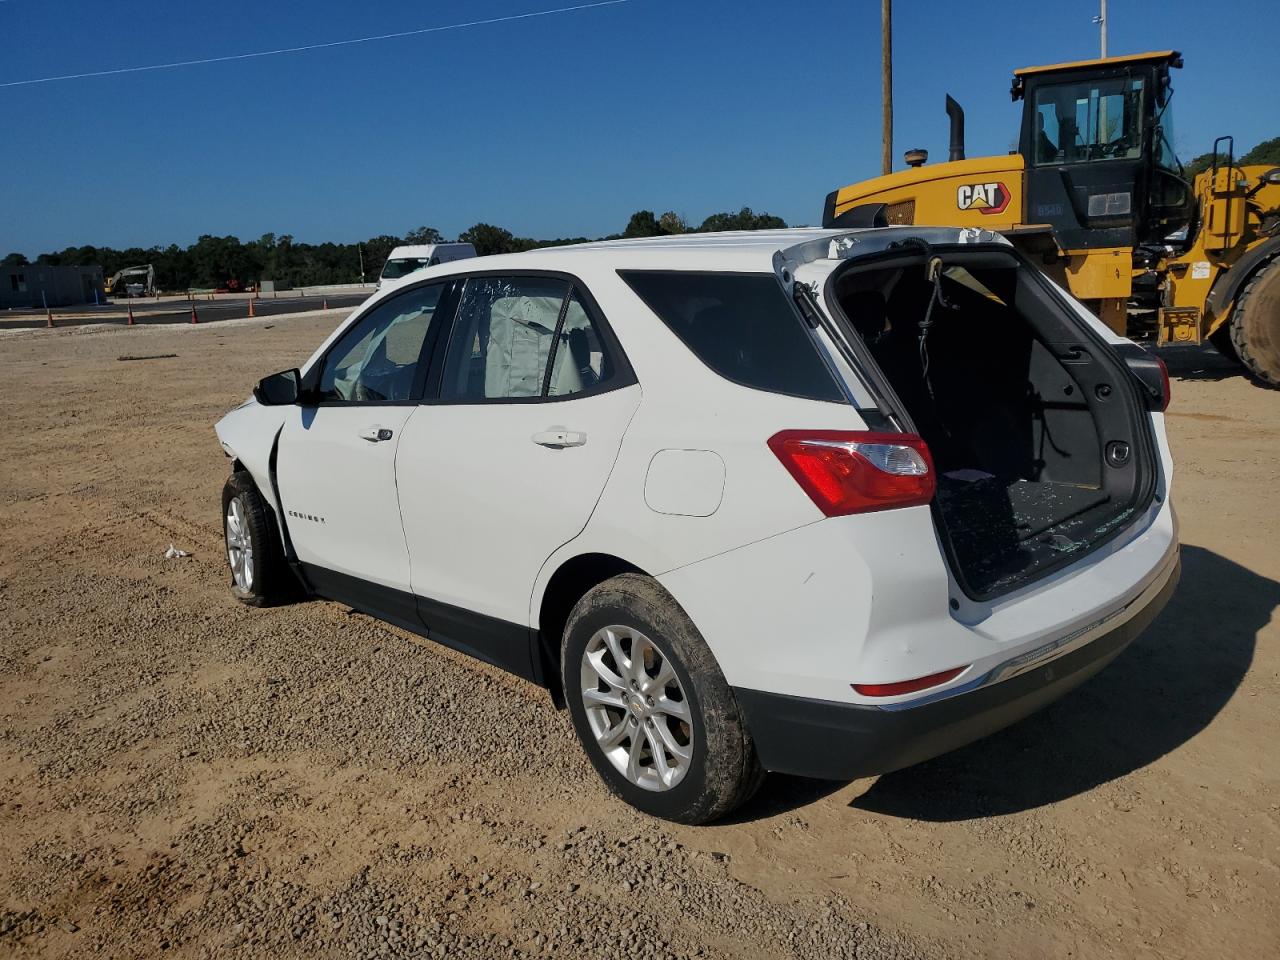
top-left (579, 625), bottom-right (694, 791)
top-left (225, 496), bottom-right (255, 592)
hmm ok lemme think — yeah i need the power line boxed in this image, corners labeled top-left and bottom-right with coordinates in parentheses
top-left (0, 0), bottom-right (632, 88)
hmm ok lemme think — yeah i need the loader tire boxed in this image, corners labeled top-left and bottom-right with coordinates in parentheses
top-left (1229, 257), bottom-right (1280, 388)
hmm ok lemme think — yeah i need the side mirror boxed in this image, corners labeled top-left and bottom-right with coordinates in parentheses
top-left (254, 368), bottom-right (301, 405)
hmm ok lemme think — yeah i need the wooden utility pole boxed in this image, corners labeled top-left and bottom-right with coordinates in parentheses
top-left (881, 0), bottom-right (892, 175)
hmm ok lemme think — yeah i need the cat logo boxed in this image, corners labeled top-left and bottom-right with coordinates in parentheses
top-left (956, 181), bottom-right (1011, 216)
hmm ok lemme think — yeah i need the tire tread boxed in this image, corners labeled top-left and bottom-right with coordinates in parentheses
top-left (1228, 256), bottom-right (1280, 388)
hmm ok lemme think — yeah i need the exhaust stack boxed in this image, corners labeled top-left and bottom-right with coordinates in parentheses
top-left (945, 95), bottom-right (965, 162)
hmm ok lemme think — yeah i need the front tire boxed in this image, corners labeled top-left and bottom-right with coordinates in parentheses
top-left (221, 472), bottom-right (291, 606)
top-left (1228, 257), bottom-right (1280, 387)
top-left (562, 574), bottom-right (763, 824)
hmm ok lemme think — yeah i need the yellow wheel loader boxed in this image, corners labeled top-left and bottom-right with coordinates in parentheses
top-left (823, 51), bottom-right (1280, 385)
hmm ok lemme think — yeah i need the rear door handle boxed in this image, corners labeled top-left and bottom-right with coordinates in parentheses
top-left (532, 428), bottom-right (586, 448)
top-left (360, 426), bottom-right (394, 442)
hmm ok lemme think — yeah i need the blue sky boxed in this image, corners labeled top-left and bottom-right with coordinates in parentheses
top-left (1, 0), bottom-right (1273, 256)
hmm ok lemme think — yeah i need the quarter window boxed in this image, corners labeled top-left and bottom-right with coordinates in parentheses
top-left (316, 283), bottom-right (443, 402)
top-left (620, 271), bottom-right (844, 403)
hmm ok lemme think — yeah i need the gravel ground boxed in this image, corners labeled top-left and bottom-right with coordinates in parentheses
top-left (1, 315), bottom-right (1277, 959)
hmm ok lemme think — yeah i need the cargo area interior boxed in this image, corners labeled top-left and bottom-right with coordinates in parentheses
top-left (832, 248), bottom-right (1152, 598)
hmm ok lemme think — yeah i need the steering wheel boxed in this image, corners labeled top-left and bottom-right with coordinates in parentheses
top-left (354, 379), bottom-right (387, 403)
top-left (1101, 137), bottom-right (1129, 159)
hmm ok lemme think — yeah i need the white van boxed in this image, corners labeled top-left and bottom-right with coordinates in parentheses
top-left (377, 243), bottom-right (476, 289)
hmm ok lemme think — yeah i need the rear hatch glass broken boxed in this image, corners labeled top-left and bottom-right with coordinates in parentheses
top-left (824, 244), bottom-right (1157, 599)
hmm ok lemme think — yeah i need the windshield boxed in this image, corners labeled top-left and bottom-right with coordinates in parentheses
top-left (380, 257), bottom-right (434, 281)
top-left (1032, 76), bottom-right (1145, 165)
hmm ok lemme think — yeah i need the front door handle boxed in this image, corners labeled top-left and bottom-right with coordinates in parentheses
top-left (532, 428), bottom-right (586, 448)
top-left (360, 426), bottom-right (394, 442)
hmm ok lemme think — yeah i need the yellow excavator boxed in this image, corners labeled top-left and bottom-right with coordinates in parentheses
top-left (104, 264), bottom-right (156, 298)
top-left (823, 51), bottom-right (1280, 385)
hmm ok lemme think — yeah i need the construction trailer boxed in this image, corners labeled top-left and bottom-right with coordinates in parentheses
top-left (1, 264), bottom-right (104, 309)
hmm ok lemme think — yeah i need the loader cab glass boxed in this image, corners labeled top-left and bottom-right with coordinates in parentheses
top-left (1032, 78), bottom-right (1144, 165)
top-left (1017, 57), bottom-right (1193, 250)
top-left (1152, 86), bottom-right (1180, 175)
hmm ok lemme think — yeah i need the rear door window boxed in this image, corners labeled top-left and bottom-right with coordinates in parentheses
top-left (438, 276), bottom-right (627, 402)
top-left (546, 289), bottom-right (616, 397)
top-left (440, 276), bottom-right (569, 400)
top-left (619, 271), bottom-right (844, 402)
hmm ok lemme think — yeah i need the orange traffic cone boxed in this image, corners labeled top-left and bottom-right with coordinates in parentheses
top-left (127, 302), bottom-right (135, 326)
top-left (190, 302), bottom-right (199, 324)
top-left (248, 298), bottom-right (255, 318)
top-left (322, 298), bottom-right (329, 310)
top-left (46, 307), bottom-right (54, 328)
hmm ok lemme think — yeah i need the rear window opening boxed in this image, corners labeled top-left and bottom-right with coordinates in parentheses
top-left (827, 246), bottom-right (1156, 599)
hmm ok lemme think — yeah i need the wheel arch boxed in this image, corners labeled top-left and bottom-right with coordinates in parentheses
top-left (534, 552), bottom-right (648, 707)
top-left (217, 416), bottom-right (293, 562)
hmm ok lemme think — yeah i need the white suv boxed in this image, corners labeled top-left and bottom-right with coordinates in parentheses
top-left (215, 228), bottom-right (1179, 823)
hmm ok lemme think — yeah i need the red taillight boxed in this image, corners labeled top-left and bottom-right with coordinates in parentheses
top-left (853, 666), bottom-right (967, 697)
top-left (1155, 355), bottom-right (1171, 412)
top-left (768, 430), bottom-right (936, 516)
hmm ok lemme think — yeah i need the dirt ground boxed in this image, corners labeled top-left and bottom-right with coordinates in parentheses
top-left (1, 314), bottom-right (1276, 959)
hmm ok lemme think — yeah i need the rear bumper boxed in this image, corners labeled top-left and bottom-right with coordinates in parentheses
top-left (735, 553), bottom-right (1180, 781)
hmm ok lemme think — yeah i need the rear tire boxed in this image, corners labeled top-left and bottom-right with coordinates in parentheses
top-left (562, 574), bottom-right (763, 824)
top-left (1228, 257), bottom-right (1280, 387)
top-left (221, 472), bottom-right (292, 606)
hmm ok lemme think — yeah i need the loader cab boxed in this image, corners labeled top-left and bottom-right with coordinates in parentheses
top-left (1013, 51), bottom-right (1193, 251)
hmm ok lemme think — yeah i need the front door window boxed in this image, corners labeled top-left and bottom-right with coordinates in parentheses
top-left (316, 283), bottom-right (444, 403)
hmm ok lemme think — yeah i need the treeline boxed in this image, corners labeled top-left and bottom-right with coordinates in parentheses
top-left (1, 207), bottom-right (788, 292)
top-left (1184, 136), bottom-right (1279, 177)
